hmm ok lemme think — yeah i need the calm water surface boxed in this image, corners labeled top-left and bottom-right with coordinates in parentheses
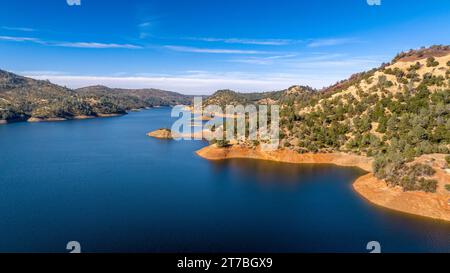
top-left (0, 108), bottom-right (449, 253)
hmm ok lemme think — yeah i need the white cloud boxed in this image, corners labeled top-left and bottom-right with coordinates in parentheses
top-left (137, 16), bottom-right (160, 40)
top-left (190, 37), bottom-right (296, 46)
top-left (138, 22), bottom-right (152, 28)
top-left (0, 35), bottom-right (142, 49)
top-left (54, 42), bottom-right (142, 49)
top-left (0, 36), bottom-right (41, 42)
top-left (290, 55), bottom-right (383, 70)
top-left (66, 0), bottom-right (81, 6)
top-left (229, 54), bottom-right (297, 65)
top-left (307, 38), bottom-right (359, 48)
top-left (165, 45), bottom-right (271, 54)
top-left (188, 37), bottom-right (358, 47)
top-left (2, 26), bottom-right (35, 32)
top-left (138, 22), bottom-right (152, 38)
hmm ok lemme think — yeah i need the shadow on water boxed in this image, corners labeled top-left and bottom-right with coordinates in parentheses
top-left (210, 159), bottom-right (367, 187)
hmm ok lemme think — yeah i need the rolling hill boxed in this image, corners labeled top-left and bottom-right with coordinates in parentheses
top-left (76, 85), bottom-right (193, 109)
top-left (203, 45), bottom-right (450, 193)
top-left (0, 70), bottom-right (192, 123)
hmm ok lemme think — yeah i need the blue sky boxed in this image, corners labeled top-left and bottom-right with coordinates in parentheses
top-left (0, 0), bottom-right (449, 94)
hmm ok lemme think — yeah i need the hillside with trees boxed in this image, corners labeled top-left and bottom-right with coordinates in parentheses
top-left (0, 70), bottom-right (192, 123)
top-left (203, 89), bottom-right (285, 107)
top-left (76, 85), bottom-right (193, 109)
top-left (204, 45), bottom-right (450, 193)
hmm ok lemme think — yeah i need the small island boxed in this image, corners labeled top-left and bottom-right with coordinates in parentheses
top-left (147, 127), bottom-right (214, 140)
top-left (147, 128), bottom-right (174, 139)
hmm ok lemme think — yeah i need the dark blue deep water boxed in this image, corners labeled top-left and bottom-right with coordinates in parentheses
top-left (0, 108), bottom-right (449, 253)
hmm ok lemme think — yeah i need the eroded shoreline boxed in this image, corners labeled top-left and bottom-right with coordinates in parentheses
top-left (196, 145), bottom-right (450, 222)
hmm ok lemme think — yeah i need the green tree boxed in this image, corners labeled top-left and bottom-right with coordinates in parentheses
top-left (216, 139), bottom-right (231, 148)
top-left (426, 57), bottom-right (439, 67)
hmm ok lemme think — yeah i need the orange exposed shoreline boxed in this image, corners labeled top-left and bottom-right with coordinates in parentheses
top-left (196, 144), bottom-right (373, 171)
top-left (353, 174), bottom-right (450, 221)
top-left (25, 114), bottom-right (123, 123)
top-left (196, 145), bottom-right (450, 222)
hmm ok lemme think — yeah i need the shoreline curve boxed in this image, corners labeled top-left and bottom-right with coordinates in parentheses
top-left (196, 144), bottom-right (450, 222)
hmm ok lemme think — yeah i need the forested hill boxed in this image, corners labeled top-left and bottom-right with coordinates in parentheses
top-left (205, 45), bottom-right (450, 193)
top-left (280, 45), bottom-right (450, 192)
top-left (76, 85), bottom-right (193, 109)
top-left (0, 70), bottom-right (192, 123)
top-left (203, 89), bottom-right (287, 107)
top-left (203, 85), bottom-right (315, 108)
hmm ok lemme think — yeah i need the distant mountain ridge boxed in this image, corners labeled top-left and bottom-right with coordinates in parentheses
top-left (76, 85), bottom-right (193, 110)
top-left (0, 71), bottom-right (193, 123)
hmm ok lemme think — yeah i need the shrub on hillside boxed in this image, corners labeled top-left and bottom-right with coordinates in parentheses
top-left (418, 178), bottom-right (438, 193)
top-left (216, 139), bottom-right (231, 148)
top-left (408, 62), bottom-right (422, 71)
top-left (426, 57), bottom-right (439, 67)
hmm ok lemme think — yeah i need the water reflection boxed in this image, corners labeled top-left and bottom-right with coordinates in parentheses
top-left (210, 158), bottom-right (366, 186)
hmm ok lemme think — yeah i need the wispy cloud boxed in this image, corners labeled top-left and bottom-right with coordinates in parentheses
top-left (288, 53), bottom-right (383, 69)
top-left (292, 58), bottom-right (381, 69)
top-left (186, 36), bottom-right (357, 48)
top-left (165, 45), bottom-right (271, 54)
top-left (0, 36), bottom-right (41, 42)
top-left (138, 22), bottom-right (152, 28)
top-left (227, 52), bottom-right (381, 71)
top-left (189, 37), bottom-right (297, 46)
top-left (54, 42), bottom-right (142, 49)
top-left (138, 22), bottom-right (152, 38)
top-left (137, 16), bottom-right (160, 39)
top-left (229, 54), bottom-right (297, 65)
top-left (307, 38), bottom-right (359, 48)
top-left (2, 26), bottom-right (35, 32)
top-left (0, 35), bottom-right (142, 49)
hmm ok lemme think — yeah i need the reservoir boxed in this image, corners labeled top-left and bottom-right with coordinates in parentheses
top-left (0, 107), bottom-right (449, 253)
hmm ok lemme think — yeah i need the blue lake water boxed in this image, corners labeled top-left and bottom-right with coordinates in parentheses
top-left (0, 107), bottom-right (449, 253)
